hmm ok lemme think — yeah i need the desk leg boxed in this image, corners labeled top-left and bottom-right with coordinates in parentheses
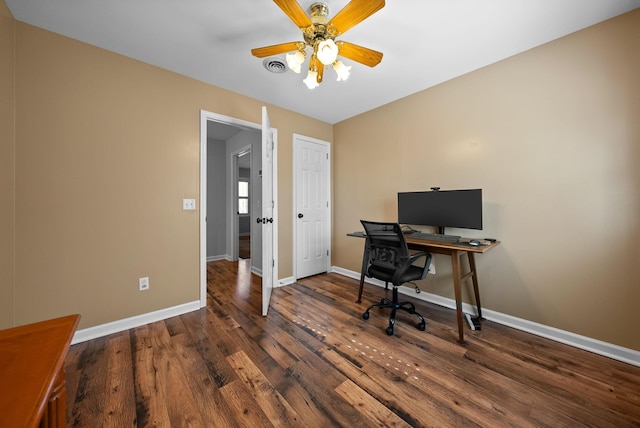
top-left (451, 251), bottom-right (465, 344)
top-left (467, 252), bottom-right (483, 320)
top-left (357, 272), bottom-right (365, 304)
top-left (356, 246), bottom-right (369, 304)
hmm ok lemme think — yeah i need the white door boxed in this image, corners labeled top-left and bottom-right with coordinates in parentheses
top-left (261, 106), bottom-right (275, 316)
top-left (294, 135), bottom-right (330, 279)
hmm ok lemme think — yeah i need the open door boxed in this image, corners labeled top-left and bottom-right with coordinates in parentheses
top-left (261, 106), bottom-right (275, 316)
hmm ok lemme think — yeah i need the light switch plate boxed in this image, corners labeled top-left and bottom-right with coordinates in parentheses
top-left (183, 198), bottom-right (196, 210)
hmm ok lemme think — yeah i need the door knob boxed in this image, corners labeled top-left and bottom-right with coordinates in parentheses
top-left (298, 213), bottom-right (303, 218)
top-left (257, 217), bottom-right (263, 224)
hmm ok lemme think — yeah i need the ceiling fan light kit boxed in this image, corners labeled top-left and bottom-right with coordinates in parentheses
top-left (285, 48), bottom-right (306, 73)
top-left (252, 0), bottom-right (384, 89)
top-left (316, 39), bottom-right (339, 65)
top-left (303, 69), bottom-right (320, 89)
top-left (333, 60), bottom-right (351, 81)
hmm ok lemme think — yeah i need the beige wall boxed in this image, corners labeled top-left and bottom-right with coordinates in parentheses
top-left (0, 0), bottom-right (15, 329)
top-left (12, 22), bottom-right (331, 329)
top-left (333, 9), bottom-right (640, 351)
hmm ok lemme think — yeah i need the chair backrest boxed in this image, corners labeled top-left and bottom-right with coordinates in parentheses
top-left (360, 220), bottom-right (409, 273)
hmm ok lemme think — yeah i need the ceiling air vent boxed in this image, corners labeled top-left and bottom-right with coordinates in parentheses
top-left (263, 58), bottom-right (288, 73)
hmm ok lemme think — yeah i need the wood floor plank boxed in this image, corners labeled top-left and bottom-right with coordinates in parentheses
top-left (202, 309), bottom-right (338, 426)
top-left (320, 346), bottom-right (473, 427)
top-left (335, 379), bottom-right (412, 428)
top-left (366, 329), bottom-right (545, 425)
top-left (463, 344), bottom-right (633, 426)
top-left (63, 340), bottom-right (86, 420)
top-left (65, 260), bottom-right (640, 427)
top-left (146, 321), bottom-right (207, 427)
top-left (67, 336), bottom-right (109, 427)
top-left (226, 350), bottom-right (305, 428)
top-left (179, 309), bottom-right (239, 388)
top-left (219, 379), bottom-right (274, 428)
top-left (169, 331), bottom-right (239, 427)
top-left (285, 357), bottom-right (376, 427)
top-left (130, 324), bottom-right (172, 427)
top-left (103, 332), bottom-right (136, 426)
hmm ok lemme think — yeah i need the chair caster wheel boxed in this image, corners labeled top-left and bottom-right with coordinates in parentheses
top-left (386, 326), bottom-right (394, 336)
top-left (417, 322), bottom-right (426, 331)
top-left (362, 312), bottom-right (370, 320)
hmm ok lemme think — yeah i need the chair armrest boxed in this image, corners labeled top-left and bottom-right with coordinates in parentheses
top-left (392, 251), bottom-right (432, 284)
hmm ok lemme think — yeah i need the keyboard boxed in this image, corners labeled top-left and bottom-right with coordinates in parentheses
top-left (408, 232), bottom-right (461, 243)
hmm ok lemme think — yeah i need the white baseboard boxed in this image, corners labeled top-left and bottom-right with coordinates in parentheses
top-left (72, 301), bottom-right (201, 345)
top-left (330, 266), bottom-right (640, 367)
top-left (206, 255), bottom-right (229, 262)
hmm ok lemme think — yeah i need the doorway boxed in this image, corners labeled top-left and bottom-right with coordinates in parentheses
top-left (199, 110), bottom-right (277, 309)
top-left (205, 125), bottom-right (259, 265)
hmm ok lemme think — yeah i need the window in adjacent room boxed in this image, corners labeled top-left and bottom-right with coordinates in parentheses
top-left (238, 180), bottom-right (249, 214)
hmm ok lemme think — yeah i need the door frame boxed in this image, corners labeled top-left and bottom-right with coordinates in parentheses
top-left (199, 110), bottom-right (278, 308)
top-left (292, 133), bottom-right (332, 280)
top-left (230, 145), bottom-right (252, 261)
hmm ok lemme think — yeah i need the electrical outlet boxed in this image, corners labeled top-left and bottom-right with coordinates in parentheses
top-left (139, 276), bottom-right (149, 291)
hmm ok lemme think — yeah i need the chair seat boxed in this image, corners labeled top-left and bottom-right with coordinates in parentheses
top-left (368, 264), bottom-right (425, 284)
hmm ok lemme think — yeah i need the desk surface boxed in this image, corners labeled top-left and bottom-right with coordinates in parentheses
top-left (348, 231), bottom-right (500, 253)
top-left (0, 314), bottom-right (80, 428)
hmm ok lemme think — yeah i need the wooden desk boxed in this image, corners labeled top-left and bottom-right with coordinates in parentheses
top-left (351, 232), bottom-right (499, 344)
top-left (0, 314), bottom-right (80, 428)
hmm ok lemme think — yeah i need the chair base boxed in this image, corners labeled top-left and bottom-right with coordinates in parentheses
top-left (362, 287), bottom-right (426, 335)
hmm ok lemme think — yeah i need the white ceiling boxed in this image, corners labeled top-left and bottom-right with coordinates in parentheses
top-left (6, 0), bottom-right (640, 124)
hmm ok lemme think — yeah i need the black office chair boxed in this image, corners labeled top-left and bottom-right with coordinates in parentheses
top-left (359, 220), bottom-right (432, 336)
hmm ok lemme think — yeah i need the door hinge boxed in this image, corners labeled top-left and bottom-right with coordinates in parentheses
top-left (326, 250), bottom-right (329, 256)
top-left (272, 259), bottom-right (275, 267)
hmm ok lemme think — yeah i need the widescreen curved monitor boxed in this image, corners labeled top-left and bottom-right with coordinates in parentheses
top-left (398, 189), bottom-right (483, 232)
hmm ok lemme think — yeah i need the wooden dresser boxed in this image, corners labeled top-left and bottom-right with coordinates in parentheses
top-left (0, 314), bottom-right (80, 427)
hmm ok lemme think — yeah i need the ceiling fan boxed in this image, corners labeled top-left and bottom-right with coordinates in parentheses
top-left (251, 0), bottom-right (385, 89)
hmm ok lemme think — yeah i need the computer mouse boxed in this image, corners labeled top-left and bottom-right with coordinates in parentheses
top-left (469, 240), bottom-right (481, 246)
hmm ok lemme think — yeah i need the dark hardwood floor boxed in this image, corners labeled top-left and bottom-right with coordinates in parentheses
top-left (65, 260), bottom-right (640, 427)
top-left (238, 235), bottom-right (250, 259)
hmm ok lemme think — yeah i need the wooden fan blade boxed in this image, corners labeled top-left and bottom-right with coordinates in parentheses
top-left (329, 0), bottom-right (385, 35)
top-left (273, 0), bottom-right (312, 29)
top-left (251, 42), bottom-right (301, 58)
top-left (337, 41), bottom-right (383, 67)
